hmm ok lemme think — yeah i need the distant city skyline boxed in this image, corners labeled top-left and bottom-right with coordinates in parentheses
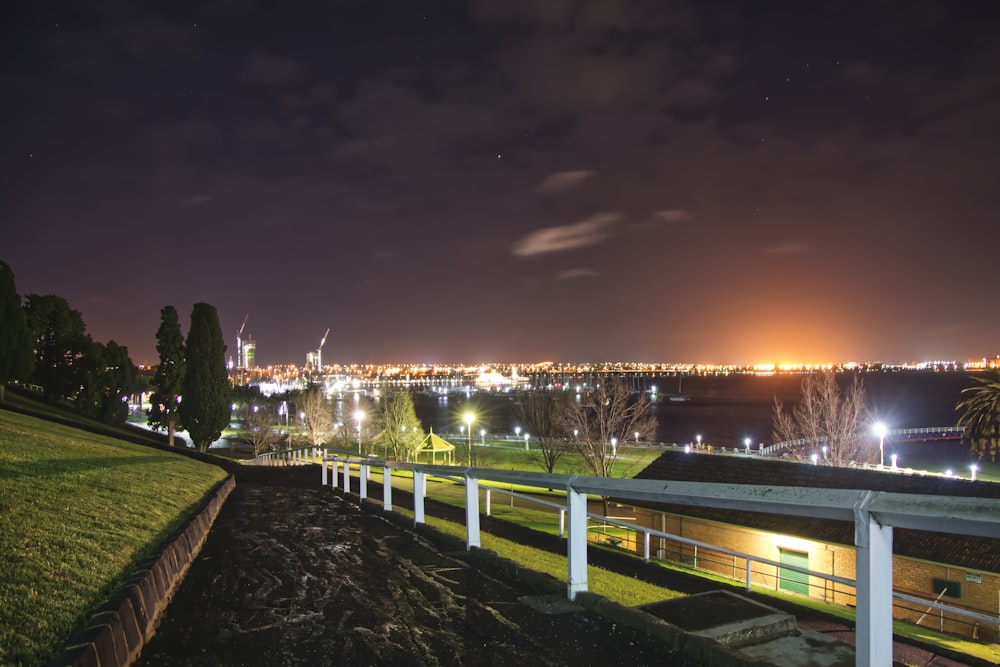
top-left (5, 1), bottom-right (999, 366)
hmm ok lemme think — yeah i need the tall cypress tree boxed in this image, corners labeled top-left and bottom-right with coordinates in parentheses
top-left (148, 305), bottom-right (186, 446)
top-left (0, 261), bottom-right (34, 402)
top-left (179, 303), bottom-right (231, 453)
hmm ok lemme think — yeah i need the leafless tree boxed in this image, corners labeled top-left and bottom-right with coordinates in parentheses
top-left (772, 371), bottom-right (874, 465)
top-left (515, 389), bottom-right (572, 474)
top-left (561, 378), bottom-right (656, 513)
top-left (239, 402), bottom-right (280, 457)
top-left (299, 386), bottom-right (334, 446)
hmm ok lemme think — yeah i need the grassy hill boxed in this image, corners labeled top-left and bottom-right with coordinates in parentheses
top-left (0, 406), bottom-right (227, 666)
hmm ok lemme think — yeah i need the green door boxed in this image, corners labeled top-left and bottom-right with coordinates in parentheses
top-left (778, 549), bottom-right (809, 595)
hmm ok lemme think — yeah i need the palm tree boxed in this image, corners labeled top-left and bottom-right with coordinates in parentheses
top-left (956, 370), bottom-right (1000, 462)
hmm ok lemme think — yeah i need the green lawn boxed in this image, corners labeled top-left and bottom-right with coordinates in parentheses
top-left (0, 410), bottom-right (228, 666)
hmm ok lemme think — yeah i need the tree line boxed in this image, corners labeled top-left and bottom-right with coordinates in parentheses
top-left (0, 261), bottom-right (231, 452)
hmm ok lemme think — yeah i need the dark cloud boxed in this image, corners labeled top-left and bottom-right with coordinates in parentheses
top-left (3, 0), bottom-right (999, 365)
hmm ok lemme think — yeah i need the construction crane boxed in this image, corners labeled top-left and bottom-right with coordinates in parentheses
top-left (317, 328), bottom-right (330, 372)
top-left (236, 314), bottom-right (249, 368)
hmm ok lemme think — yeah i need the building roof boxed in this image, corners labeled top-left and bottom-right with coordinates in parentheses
top-left (631, 450), bottom-right (1000, 573)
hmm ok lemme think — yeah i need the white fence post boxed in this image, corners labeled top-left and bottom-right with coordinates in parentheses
top-left (342, 460), bottom-right (350, 492)
top-left (855, 493), bottom-right (894, 666)
top-left (414, 471), bottom-right (426, 525)
top-left (566, 483), bottom-right (588, 600)
top-left (360, 463), bottom-right (368, 501)
top-left (559, 508), bottom-right (566, 538)
top-left (465, 474), bottom-right (480, 550)
top-left (643, 532), bottom-right (650, 562)
top-left (485, 489), bottom-right (491, 516)
top-left (321, 457), bottom-right (328, 486)
top-left (383, 467), bottom-right (392, 511)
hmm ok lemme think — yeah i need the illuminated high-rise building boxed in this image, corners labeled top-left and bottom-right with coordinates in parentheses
top-left (242, 336), bottom-right (256, 369)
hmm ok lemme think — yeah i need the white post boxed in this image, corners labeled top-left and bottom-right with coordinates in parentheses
top-left (465, 474), bottom-right (480, 550)
top-left (342, 461), bottom-right (350, 492)
top-left (414, 471), bottom-right (426, 525)
top-left (360, 463), bottom-right (368, 501)
top-left (321, 458), bottom-right (327, 486)
top-left (745, 559), bottom-right (753, 592)
top-left (485, 489), bottom-right (492, 516)
top-left (643, 532), bottom-right (650, 562)
top-left (559, 508), bottom-right (566, 538)
top-left (383, 467), bottom-right (392, 511)
top-left (567, 483), bottom-right (588, 600)
top-left (855, 492), bottom-right (894, 666)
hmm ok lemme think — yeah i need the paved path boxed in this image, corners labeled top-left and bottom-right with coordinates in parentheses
top-left (138, 465), bottom-right (698, 666)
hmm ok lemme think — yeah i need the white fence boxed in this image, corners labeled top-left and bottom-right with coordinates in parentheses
top-left (317, 453), bottom-right (1000, 667)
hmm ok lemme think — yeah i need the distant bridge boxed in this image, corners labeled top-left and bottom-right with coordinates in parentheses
top-left (761, 427), bottom-right (965, 456)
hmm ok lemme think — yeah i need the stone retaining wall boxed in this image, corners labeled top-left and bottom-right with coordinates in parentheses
top-left (45, 475), bottom-right (236, 667)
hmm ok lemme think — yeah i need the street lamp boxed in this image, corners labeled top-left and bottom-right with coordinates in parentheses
top-left (354, 410), bottom-right (364, 453)
top-left (873, 422), bottom-right (887, 468)
top-left (480, 428), bottom-right (485, 445)
top-left (891, 453), bottom-right (898, 470)
top-left (464, 412), bottom-right (474, 464)
top-left (515, 426), bottom-right (521, 438)
top-left (524, 432), bottom-right (530, 451)
top-left (611, 437), bottom-right (618, 456)
top-left (971, 464), bottom-right (978, 481)
top-left (744, 437), bottom-right (751, 455)
top-left (696, 434), bottom-right (702, 449)
top-left (634, 431), bottom-right (640, 444)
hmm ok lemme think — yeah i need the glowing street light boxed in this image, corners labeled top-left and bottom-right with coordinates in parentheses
top-left (354, 409), bottom-right (364, 453)
top-left (971, 464), bottom-right (978, 481)
top-left (873, 422), bottom-right (887, 468)
top-left (891, 453), bottom-right (898, 470)
top-left (696, 434), bottom-right (702, 448)
top-left (611, 437), bottom-right (618, 456)
top-left (524, 432), bottom-right (530, 451)
top-left (634, 431), bottom-right (640, 443)
top-left (464, 412), bottom-right (474, 464)
top-left (515, 426), bottom-right (521, 438)
top-left (744, 437), bottom-right (751, 455)
top-left (480, 428), bottom-right (485, 445)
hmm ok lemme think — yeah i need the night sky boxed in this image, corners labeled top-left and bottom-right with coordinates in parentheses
top-left (4, 1), bottom-right (999, 367)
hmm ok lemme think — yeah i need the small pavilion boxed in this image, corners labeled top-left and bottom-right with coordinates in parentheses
top-left (416, 428), bottom-right (456, 465)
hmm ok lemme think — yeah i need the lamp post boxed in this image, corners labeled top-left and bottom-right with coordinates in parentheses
top-left (464, 412), bottom-right (474, 465)
top-left (634, 431), bottom-right (640, 444)
top-left (971, 464), bottom-right (978, 482)
top-left (744, 437), bottom-right (751, 455)
top-left (524, 432), bottom-right (529, 451)
top-left (611, 437), bottom-right (618, 457)
top-left (873, 422), bottom-right (887, 468)
top-left (515, 426), bottom-right (521, 439)
top-left (480, 428), bottom-right (485, 445)
top-left (696, 434), bottom-right (702, 449)
top-left (354, 410), bottom-right (364, 453)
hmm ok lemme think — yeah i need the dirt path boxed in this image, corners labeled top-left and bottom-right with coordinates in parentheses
top-left (138, 466), bottom-right (699, 666)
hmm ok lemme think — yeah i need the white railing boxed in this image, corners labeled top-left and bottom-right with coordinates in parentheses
top-left (249, 445), bottom-right (323, 466)
top-left (320, 455), bottom-right (1000, 667)
top-left (761, 426), bottom-right (966, 455)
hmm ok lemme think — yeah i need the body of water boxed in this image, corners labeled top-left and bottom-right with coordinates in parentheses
top-left (411, 370), bottom-right (980, 466)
